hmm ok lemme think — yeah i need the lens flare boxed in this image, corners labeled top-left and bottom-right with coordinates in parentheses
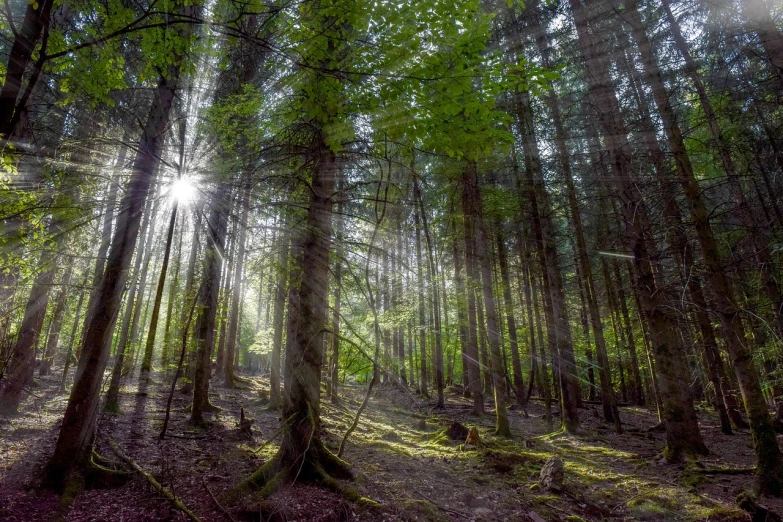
top-left (169, 177), bottom-right (196, 203)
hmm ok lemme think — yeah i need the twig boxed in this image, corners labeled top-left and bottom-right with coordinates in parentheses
top-left (203, 476), bottom-right (237, 522)
top-left (703, 466), bottom-right (755, 475)
top-left (108, 439), bottom-right (201, 522)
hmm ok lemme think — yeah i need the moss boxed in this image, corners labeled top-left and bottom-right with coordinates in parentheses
top-left (627, 491), bottom-right (679, 521)
top-left (397, 499), bottom-right (447, 522)
top-left (701, 506), bottom-right (751, 521)
top-left (480, 449), bottom-right (530, 474)
top-left (679, 463), bottom-right (713, 489)
top-left (565, 516), bottom-right (586, 522)
top-left (59, 471), bottom-right (85, 509)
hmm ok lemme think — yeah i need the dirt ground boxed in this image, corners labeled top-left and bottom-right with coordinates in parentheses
top-left (1, 370), bottom-right (782, 521)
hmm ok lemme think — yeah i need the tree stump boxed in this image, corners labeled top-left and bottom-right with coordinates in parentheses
top-left (464, 427), bottom-right (481, 449)
top-left (540, 456), bottom-right (564, 492)
top-left (446, 421), bottom-right (469, 441)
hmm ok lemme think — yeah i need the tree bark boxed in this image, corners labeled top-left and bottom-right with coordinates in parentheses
top-left (0, 219), bottom-right (60, 413)
top-left (465, 164), bottom-right (511, 436)
top-left (223, 180), bottom-right (250, 385)
top-left (45, 59), bottom-right (186, 486)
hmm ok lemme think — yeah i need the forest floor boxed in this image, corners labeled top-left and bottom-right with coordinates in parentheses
top-left (1, 370), bottom-right (782, 521)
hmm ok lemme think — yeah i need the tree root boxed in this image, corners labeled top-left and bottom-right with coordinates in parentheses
top-left (704, 466), bottom-right (755, 475)
top-left (108, 439), bottom-right (202, 521)
top-left (226, 440), bottom-right (365, 507)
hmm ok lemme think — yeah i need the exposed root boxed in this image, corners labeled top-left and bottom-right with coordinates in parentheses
top-left (108, 439), bottom-right (201, 521)
top-left (227, 440), bottom-right (358, 506)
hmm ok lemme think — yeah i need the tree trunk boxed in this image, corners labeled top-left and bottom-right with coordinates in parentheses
top-left (515, 90), bottom-right (580, 432)
top-left (45, 59), bottom-right (186, 486)
top-left (269, 224), bottom-right (289, 410)
top-left (413, 177), bottom-right (429, 398)
top-left (460, 172), bottom-right (484, 415)
top-left (623, 0), bottom-right (783, 490)
top-left (141, 199), bottom-right (179, 375)
top-left (162, 213), bottom-right (184, 368)
top-left (465, 164), bottom-right (510, 436)
top-left (191, 182), bottom-right (230, 424)
top-left (569, 0), bottom-right (706, 460)
top-left (223, 180), bottom-right (250, 386)
top-left (104, 196), bottom-right (159, 412)
top-left (495, 224), bottom-right (526, 410)
top-left (0, 220), bottom-right (60, 413)
top-left (40, 264), bottom-right (73, 376)
top-left (0, 0), bottom-right (54, 138)
top-left (413, 173), bottom-right (444, 407)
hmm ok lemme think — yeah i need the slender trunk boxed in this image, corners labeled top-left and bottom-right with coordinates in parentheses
top-left (460, 179), bottom-right (484, 415)
top-left (414, 174), bottom-right (444, 407)
top-left (452, 217), bottom-right (471, 397)
top-left (0, 220), bottom-right (60, 413)
top-left (466, 164), bottom-right (510, 436)
top-left (60, 271), bottom-right (89, 392)
top-left (0, 0), bottom-right (54, 137)
top-left (413, 178), bottom-right (429, 398)
top-left (191, 183), bottom-right (230, 424)
top-left (141, 200), bottom-right (179, 375)
top-left (40, 264), bottom-right (73, 376)
top-left (104, 197), bottom-right (159, 411)
top-left (224, 182), bottom-right (250, 385)
top-left (162, 214), bottom-right (184, 368)
top-left (496, 226), bottom-right (526, 410)
top-left (516, 90), bottom-right (579, 432)
top-left (269, 227), bottom-right (289, 410)
top-left (329, 175), bottom-right (343, 400)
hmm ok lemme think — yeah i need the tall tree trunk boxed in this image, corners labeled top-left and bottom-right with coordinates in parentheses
top-left (269, 225), bottom-right (289, 411)
top-left (452, 217), bottom-right (472, 398)
top-left (60, 270), bottom-right (88, 392)
top-left (495, 225), bottom-right (526, 410)
top-left (515, 90), bottom-right (580, 432)
top-left (0, 0), bottom-right (54, 138)
top-left (328, 174), bottom-right (343, 400)
top-left (45, 56), bottom-right (187, 486)
top-left (224, 180), bottom-right (250, 386)
top-left (80, 152), bottom-right (123, 351)
top-left (141, 199), bottom-right (179, 375)
top-left (162, 212), bottom-right (184, 368)
top-left (0, 219), bottom-right (60, 413)
top-left (623, 0), bottom-right (783, 490)
top-left (40, 264), bottom-right (73, 376)
top-left (104, 196), bottom-right (159, 412)
top-left (191, 182), bottom-right (230, 424)
top-left (569, 0), bottom-right (706, 460)
top-left (465, 164), bottom-right (511, 436)
top-left (413, 173), bottom-right (444, 407)
top-left (413, 177), bottom-right (429, 398)
top-left (461, 177), bottom-right (484, 415)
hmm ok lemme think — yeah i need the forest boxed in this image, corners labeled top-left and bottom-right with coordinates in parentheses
top-left (1, 0), bottom-right (783, 519)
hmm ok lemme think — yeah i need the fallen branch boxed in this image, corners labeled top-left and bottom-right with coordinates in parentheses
top-left (703, 466), bottom-right (755, 475)
top-left (203, 476), bottom-right (237, 522)
top-left (108, 439), bottom-right (201, 522)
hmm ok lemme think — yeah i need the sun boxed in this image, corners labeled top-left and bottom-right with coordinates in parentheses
top-left (169, 177), bottom-right (197, 204)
